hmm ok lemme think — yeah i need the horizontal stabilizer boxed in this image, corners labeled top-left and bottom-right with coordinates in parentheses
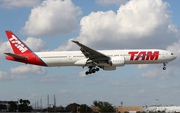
top-left (4, 53), bottom-right (27, 59)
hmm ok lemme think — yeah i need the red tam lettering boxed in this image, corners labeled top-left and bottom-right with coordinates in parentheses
top-left (146, 51), bottom-right (159, 60)
top-left (128, 52), bottom-right (138, 60)
top-left (135, 51), bottom-right (146, 60)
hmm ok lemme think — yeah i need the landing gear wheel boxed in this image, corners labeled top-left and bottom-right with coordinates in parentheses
top-left (163, 67), bottom-right (166, 70)
top-left (92, 69), bottom-right (96, 73)
top-left (96, 68), bottom-right (99, 71)
top-left (85, 71), bottom-right (89, 75)
top-left (163, 63), bottom-right (167, 70)
top-left (85, 67), bottom-right (100, 75)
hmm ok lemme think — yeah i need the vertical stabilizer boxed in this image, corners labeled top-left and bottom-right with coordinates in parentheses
top-left (5, 31), bottom-right (33, 54)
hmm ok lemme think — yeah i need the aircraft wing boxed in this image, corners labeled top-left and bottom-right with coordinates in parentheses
top-left (4, 53), bottom-right (27, 59)
top-left (72, 41), bottom-right (110, 62)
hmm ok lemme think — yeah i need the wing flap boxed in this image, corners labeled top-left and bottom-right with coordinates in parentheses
top-left (4, 53), bottom-right (27, 59)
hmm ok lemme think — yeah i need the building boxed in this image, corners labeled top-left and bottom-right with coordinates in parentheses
top-left (115, 106), bottom-right (142, 113)
top-left (142, 105), bottom-right (180, 112)
top-left (88, 106), bottom-right (142, 113)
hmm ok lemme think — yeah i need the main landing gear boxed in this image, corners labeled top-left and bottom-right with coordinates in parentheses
top-left (163, 63), bottom-right (166, 70)
top-left (85, 66), bottom-right (100, 75)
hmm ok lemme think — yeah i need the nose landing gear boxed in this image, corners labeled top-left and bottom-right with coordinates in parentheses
top-left (163, 63), bottom-right (166, 70)
top-left (163, 67), bottom-right (166, 70)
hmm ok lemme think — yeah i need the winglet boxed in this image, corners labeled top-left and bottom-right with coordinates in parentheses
top-left (72, 40), bottom-right (84, 47)
top-left (72, 40), bottom-right (79, 44)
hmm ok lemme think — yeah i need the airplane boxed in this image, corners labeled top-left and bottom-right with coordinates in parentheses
top-left (4, 31), bottom-right (177, 75)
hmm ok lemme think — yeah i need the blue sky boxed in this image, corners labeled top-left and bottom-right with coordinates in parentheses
top-left (0, 0), bottom-right (180, 108)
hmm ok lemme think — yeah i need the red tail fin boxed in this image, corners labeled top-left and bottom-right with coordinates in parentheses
top-left (5, 31), bottom-right (33, 54)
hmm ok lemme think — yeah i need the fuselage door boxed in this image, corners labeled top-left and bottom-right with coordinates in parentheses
top-left (68, 54), bottom-right (72, 60)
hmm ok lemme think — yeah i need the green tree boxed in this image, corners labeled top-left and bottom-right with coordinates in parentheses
top-left (92, 100), bottom-right (99, 107)
top-left (94, 101), bottom-right (116, 112)
top-left (56, 106), bottom-right (68, 112)
top-left (0, 104), bottom-right (7, 111)
top-left (8, 101), bottom-right (17, 112)
top-left (149, 111), bottom-right (159, 113)
top-left (66, 103), bottom-right (80, 112)
top-left (19, 99), bottom-right (30, 106)
top-left (78, 104), bottom-right (92, 113)
top-left (18, 99), bottom-right (32, 112)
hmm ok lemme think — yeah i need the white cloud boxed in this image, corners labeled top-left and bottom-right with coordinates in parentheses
top-left (0, 71), bottom-right (12, 80)
top-left (96, 73), bottom-right (106, 77)
top-left (138, 90), bottom-right (145, 94)
top-left (0, 40), bottom-right (12, 58)
top-left (86, 79), bottom-right (104, 84)
top-left (0, 0), bottom-right (41, 8)
top-left (39, 74), bottom-right (68, 83)
top-left (0, 37), bottom-right (47, 58)
top-left (29, 92), bottom-right (39, 99)
top-left (56, 0), bottom-right (177, 51)
top-left (21, 0), bottom-right (82, 36)
top-left (96, 0), bottom-right (127, 6)
top-left (110, 81), bottom-right (139, 86)
top-left (167, 40), bottom-right (180, 67)
top-left (141, 69), bottom-right (167, 79)
top-left (0, 71), bottom-right (28, 81)
top-left (168, 24), bottom-right (180, 35)
top-left (167, 41), bottom-right (180, 56)
top-left (54, 38), bottom-right (78, 51)
top-left (60, 89), bottom-right (71, 93)
top-left (87, 94), bottom-right (93, 97)
top-left (23, 37), bottom-right (48, 52)
top-left (10, 65), bottom-right (46, 75)
top-left (72, 70), bottom-right (105, 78)
top-left (78, 71), bottom-right (87, 77)
top-left (138, 64), bottom-right (149, 69)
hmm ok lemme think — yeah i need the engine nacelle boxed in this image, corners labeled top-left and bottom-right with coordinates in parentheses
top-left (108, 56), bottom-right (125, 67)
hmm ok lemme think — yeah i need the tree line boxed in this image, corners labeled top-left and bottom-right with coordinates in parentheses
top-left (0, 99), bottom-right (167, 113)
top-left (0, 99), bottom-right (116, 112)
top-left (45, 100), bottom-right (116, 113)
top-left (0, 99), bottom-right (32, 112)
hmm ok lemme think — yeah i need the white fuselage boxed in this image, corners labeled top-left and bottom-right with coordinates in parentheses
top-left (5, 31), bottom-right (177, 73)
top-left (35, 49), bottom-right (176, 67)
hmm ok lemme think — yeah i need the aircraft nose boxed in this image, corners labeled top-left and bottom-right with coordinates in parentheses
top-left (172, 55), bottom-right (177, 60)
top-left (174, 55), bottom-right (177, 59)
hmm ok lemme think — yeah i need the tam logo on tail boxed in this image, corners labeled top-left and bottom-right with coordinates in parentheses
top-left (5, 31), bottom-right (32, 54)
top-left (5, 31), bottom-right (47, 66)
top-left (9, 35), bottom-right (28, 53)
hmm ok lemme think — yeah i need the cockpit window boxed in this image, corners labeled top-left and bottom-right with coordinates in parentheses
top-left (171, 53), bottom-right (174, 55)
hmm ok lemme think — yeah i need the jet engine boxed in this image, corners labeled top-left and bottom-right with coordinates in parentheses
top-left (108, 56), bottom-right (125, 66)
